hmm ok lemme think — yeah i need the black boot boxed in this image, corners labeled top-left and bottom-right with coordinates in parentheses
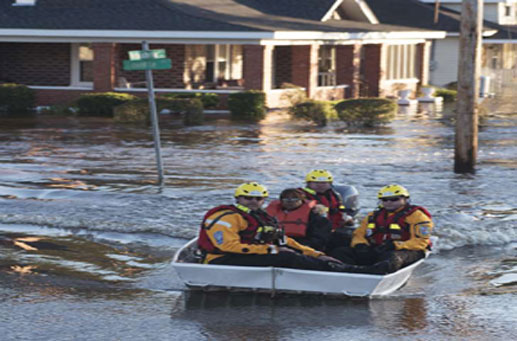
top-left (327, 262), bottom-right (368, 273)
top-left (366, 260), bottom-right (392, 274)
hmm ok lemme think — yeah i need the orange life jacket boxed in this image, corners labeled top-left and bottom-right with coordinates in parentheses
top-left (266, 200), bottom-right (316, 238)
top-left (300, 187), bottom-right (344, 230)
top-left (366, 205), bottom-right (432, 246)
top-left (197, 205), bottom-right (277, 254)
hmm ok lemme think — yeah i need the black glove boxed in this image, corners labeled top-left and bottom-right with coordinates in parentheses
top-left (354, 243), bottom-right (371, 265)
top-left (354, 243), bottom-right (370, 254)
top-left (374, 240), bottom-right (395, 255)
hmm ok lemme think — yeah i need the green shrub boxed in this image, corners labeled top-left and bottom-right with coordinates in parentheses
top-left (434, 88), bottom-right (457, 102)
top-left (228, 91), bottom-right (267, 122)
top-left (335, 98), bottom-right (397, 127)
top-left (161, 92), bottom-right (219, 109)
top-left (76, 92), bottom-right (137, 117)
top-left (289, 100), bottom-right (338, 127)
top-left (114, 100), bottom-right (150, 123)
top-left (0, 83), bottom-right (35, 115)
top-left (444, 81), bottom-right (457, 90)
top-left (113, 97), bottom-right (204, 126)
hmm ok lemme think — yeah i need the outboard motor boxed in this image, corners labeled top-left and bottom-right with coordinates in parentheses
top-left (332, 185), bottom-right (359, 218)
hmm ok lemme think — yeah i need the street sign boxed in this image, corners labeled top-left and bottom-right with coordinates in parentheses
top-left (123, 58), bottom-right (172, 71)
top-left (128, 49), bottom-right (166, 61)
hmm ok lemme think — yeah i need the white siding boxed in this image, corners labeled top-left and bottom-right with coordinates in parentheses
top-left (430, 37), bottom-right (459, 86)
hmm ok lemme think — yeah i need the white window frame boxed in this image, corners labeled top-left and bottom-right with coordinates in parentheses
top-left (70, 43), bottom-right (94, 87)
top-left (206, 44), bottom-right (242, 82)
top-left (386, 44), bottom-right (418, 81)
top-left (318, 45), bottom-right (337, 87)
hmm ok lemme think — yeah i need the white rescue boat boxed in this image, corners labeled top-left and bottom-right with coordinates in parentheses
top-left (172, 238), bottom-right (430, 297)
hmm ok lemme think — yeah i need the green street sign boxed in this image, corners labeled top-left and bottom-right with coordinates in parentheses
top-left (128, 49), bottom-right (166, 60)
top-left (123, 58), bottom-right (172, 71)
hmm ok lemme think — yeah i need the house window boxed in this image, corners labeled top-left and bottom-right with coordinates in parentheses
top-left (386, 44), bottom-right (417, 80)
top-left (205, 44), bottom-right (243, 83)
top-left (318, 45), bottom-right (336, 86)
top-left (505, 5), bottom-right (512, 17)
top-left (71, 43), bottom-right (93, 86)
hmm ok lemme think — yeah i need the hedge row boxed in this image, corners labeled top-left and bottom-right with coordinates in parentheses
top-left (0, 84), bottom-right (35, 115)
top-left (289, 98), bottom-right (398, 127)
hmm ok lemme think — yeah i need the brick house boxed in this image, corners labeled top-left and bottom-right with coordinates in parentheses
top-left (0, 0), bottom-right (445, 108)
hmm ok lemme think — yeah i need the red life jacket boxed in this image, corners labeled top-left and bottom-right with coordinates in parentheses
top-left (197, 205), bottom-right (276, 254)
top-left (366, 204), bottom-right (432, 246)
top-left (266, 200), bottom-right (315, 238)
top-left (300, 187), bottom-right (344, 230)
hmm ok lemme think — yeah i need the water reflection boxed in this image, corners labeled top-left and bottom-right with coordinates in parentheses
top-left (171, 291), bottom-right (431, 339)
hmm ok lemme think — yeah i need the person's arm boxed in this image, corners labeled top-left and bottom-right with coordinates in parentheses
top-left (350, 214), bottom-right (371, 247)
top-left (394, 210), bottom-right (433, 251)
top-left (205, 211), bottom-right (271, 255)
top-left (304, 211), bottom-right (332, 251)
top-left (285, 237), bottom-right (323, 258)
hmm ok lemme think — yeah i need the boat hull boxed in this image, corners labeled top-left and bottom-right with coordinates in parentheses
top-left (172, 238), bottom-right (426, 297)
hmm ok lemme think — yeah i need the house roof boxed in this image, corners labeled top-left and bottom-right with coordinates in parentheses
top-left (364, 0), bottom-right (464, 33)
top-left (0, 0), bottom-right (445, 42)
top-left (230, 0), bottom-right (338, 22)
top-left (364, 0), bottom-right (501, 37)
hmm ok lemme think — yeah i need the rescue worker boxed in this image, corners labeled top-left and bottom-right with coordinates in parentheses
top-left (300, 169), bottom-right (352, 230)
top-left (197, 182), bottom-right (348, 272)
top-left (266, 188), bottom-right (331, 251)
top-left (328, 184), bottom-right (433, 274)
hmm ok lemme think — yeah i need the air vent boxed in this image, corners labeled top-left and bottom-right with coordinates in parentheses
top-left (12, 0), bottom-right (37, 6)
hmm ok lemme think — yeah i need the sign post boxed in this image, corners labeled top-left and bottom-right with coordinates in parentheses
top-left (123, 42), bottom-right (172, 186)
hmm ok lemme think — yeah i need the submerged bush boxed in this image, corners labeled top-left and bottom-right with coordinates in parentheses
top-left (0, 83), bottom-right (35, 115)
top-left (161, 92), bottom-right (219, 109)
top-left (289, 100), bottom-right (338, 127)
top-left (335, 98), bottom-right (397, 127)
top-left (76, 92), bottom-right (137, 117)
top-left (434, 88), bottom-right (457, 102)
top-left (114, 97), bottom-right (204, 126)
top-left (228, 91), bottom-right (267, 122)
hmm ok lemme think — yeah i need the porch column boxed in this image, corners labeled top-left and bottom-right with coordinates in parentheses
top-left (336, 44), bottom-right (361, 98)
top-left (416, 41), bottom-right (431, 87)
top-left (242, 45), bottom-right (273, 91)
top-left (291, 44), bottom-right (319, 98)
top-left (92, 43), bottom-right (116, 92)
top-left (362, 44), bottom-right (386, 97)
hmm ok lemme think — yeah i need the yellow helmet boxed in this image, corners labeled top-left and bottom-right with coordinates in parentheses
top-left (305, 169), bottom-right (333, 182)
top-left (377, 184), bottom-right (410, 199)
top-left (234, 182), bottom-right (269, 198)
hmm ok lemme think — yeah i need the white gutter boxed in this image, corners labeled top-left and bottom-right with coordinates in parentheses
top-left (446, 29), bottom-right (498, 37)
top-left (0, 28), bottom-right (446, 43)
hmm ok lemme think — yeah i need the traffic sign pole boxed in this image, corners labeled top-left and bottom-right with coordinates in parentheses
top-left (142, 41), bottom-right (164, 186)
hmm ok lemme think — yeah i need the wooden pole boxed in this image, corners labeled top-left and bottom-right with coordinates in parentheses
top-left (455, 0), bottom-right (482, 174)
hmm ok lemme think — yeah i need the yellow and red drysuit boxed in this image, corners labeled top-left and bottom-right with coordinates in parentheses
top-left (352, 204), bottom-right (433, 251)
top-left (198, 204), bottom-right (323, 264)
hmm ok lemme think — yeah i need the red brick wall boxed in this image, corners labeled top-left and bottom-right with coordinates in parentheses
top-left (274, 46), bottom-right (292, 88)
top-left (34, 89), bottom-right (90, 106)
top-left (243, 45), bottom-right (265, 90)
top-left (361, 44), bottom-right (382, 97)
top-left (116, 44), bottom-right (185, 88)
top-left (92, 43), bottom-right (116, 92)
top-left (291, 45), bottom-right (318, 97)
top-left (0, 43), bottom-right (70, 85)
top-left (336, 44), bottom-right (361, 98)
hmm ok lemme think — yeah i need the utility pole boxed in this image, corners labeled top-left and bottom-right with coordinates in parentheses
top-left (455, 0), bottom-right (482, 173)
